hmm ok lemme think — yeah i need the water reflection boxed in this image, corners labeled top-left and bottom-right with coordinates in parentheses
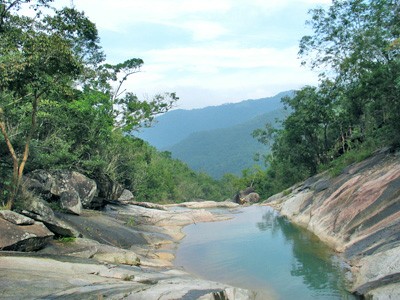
top-left (175, 206), bottom-right (355, 300)
top-left (256, 210), bottom-right (352, 298)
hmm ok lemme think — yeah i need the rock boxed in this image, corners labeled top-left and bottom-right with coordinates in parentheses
top-left (0, 254), bottom-right (257, 300)
top-left (94, 173), bottom-right (124, 202)
top-left (131, 201), bottom-right (167, 210)
top-left (93, 249), bottom-right (140, 266)
top-left (0, 210), bottom-right (34, 225)
top-left (55, 210), bottom-right (148, 248)
top-left (21, 197), bottom-right (55, 222)
top-left (60, 190), bottom-right (82, 215)
top-left (242, 192), bottom-right (260, 204)
top-left (266, 151), bottom-right (400, 297)
top-left (233, 187), bottom-right (260, 205)
top-left (0, 217), bottom-right (54, 251)
top-left (169, 201), bottom-right (239, 209)
top-left (39, 238), bottom-right (140, 266)
top-left (117, 189), bottom-right (134, 204)
top-left (19, 197), bottom-right (80, 238)
top-left (43, 217), bottom-right (80, 238)
top-left (25, 170), bottom-right (97, 210)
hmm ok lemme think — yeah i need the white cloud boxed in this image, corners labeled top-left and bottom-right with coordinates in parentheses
top-left (53, 0), bottom-right (326, 109)
top-left (182, 21), bottom-right (229, 41)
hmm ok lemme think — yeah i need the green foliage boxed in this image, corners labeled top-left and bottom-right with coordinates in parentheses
top-left (0, 2), bottom-right (190, 207)
top-left (57, 237), bottom-right (76, 243)
top-left (249, 0), bottom-right (400, 198)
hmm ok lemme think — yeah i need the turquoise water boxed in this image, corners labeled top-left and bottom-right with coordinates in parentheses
top-left (174, 206), bottom-right (356, 300)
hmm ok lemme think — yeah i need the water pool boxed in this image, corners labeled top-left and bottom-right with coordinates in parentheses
top-left (174, 206), bottom-right (356, 299)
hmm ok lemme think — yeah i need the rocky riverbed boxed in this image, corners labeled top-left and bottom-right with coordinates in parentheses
top-left (1, 149), bottom-right (399, 299)
top-left (0, 201), bottom-right (259, 300)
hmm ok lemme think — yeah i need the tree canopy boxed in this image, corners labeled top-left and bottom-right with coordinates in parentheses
top-left (247, 0), bottom-right (400, 198)
top-left (0, 1), bottom-right (227, 208)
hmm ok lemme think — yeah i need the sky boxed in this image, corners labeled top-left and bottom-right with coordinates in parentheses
top-left (56, 0), bottom-right (331, 109)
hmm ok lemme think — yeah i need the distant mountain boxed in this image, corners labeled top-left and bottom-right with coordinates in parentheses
top-left (135, 91), bottom-right (292, 150)
top-left (168, 108), bottom-right (288, 178)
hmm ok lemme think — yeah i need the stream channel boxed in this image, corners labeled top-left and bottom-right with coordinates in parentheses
top-left (174, 205), bottom-right (357, 299)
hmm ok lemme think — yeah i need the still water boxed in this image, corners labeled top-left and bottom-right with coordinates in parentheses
top-left (174, 206), bottom-right (356, 299)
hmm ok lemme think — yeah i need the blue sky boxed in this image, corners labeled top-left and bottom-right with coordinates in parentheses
top-left (59, 0), bottom-right (330, 109)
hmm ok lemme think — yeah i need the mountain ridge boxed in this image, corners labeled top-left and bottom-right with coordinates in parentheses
top-left (135, 90), bottom-right (293, 149)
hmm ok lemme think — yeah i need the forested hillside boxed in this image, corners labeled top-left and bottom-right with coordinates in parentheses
top-left (169, 109), bottom-right (288, 178)
top-left (135, 91), bottom-right (291, 149)
top-left (0, 1), bottom-right (235, 207)
top-left (238, 0), bottom-right (400, 198)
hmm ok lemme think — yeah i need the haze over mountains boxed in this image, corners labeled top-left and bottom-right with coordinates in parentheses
top-left (135, 91), bottom-right (292, 178)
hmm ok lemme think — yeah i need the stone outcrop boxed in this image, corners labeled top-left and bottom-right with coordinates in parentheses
top-left (0, 211), bottom-right (54, 251)
top-left (0, 253), bottom-right (256, 300)
top-left (94, 173), bottom-right (124, 203)
top-left (25, 169), bottom-right (97, 211)
top-left (19, 197), bottom-right (80, 237)
top-left (265, 149), bottom-right (400, 297)
top-left (0, 201), bottom-right (256, 299)
top-left (233, 187), bottom-right (260, 205)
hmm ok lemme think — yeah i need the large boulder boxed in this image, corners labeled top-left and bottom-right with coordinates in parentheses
top-left (233, 187), bottom-right (260, 204)
top-left (25, 170), bottom-right (97, 210)
top-left (0, 211), bottom-right (54, 251)
top-left (94, 173), bottom-right (124, 203)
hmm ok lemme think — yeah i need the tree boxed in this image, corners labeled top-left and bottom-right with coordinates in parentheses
top-left (299, 0), bottom-right (400, 144)
top-left (104, 58), bottom-right (178, 133)
top-left (0, 1), bottom-right (179, 208)
top-left (0, 11), bottom-right (83, 208)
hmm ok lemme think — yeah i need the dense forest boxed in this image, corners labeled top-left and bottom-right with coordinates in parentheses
top-left (1, 0), bottom-right (399, 209)
top-left (0, 0), bottom-right (233, 209)
top-left (239, 0), bottom-right (400, 197)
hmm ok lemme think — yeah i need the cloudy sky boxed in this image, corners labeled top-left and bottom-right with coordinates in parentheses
top-left (58, 0), bottom-right (330, 109)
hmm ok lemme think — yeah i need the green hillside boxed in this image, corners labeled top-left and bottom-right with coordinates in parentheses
top-left (135, 91), bottom-right (292, 149)
top-left (168, 109), bottom-right (288, 178)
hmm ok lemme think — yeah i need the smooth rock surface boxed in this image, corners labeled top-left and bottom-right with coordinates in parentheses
top-left (0, 201), bottom-right (256, 300)
top-left (265, 150), bottom-right (400, 297)
top-left (0, 254), bottom-right (255, 300)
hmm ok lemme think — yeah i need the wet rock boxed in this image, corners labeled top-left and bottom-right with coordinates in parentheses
top-left (0, 217), bottom-right (54, 251)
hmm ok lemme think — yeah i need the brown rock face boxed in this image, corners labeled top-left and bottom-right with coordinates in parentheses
top-left (266, 149), bottom-right (400, 296)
